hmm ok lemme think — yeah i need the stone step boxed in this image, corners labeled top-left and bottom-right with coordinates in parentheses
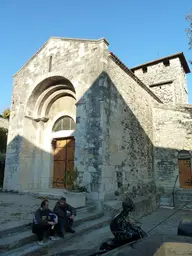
top-left (175, 195), bottom-right (192, 201)
top-left (160, 197), bottom-right (173, 207)
top-left (160, 194), bottom-right (192, 201)
top-left (160, 194), bottom-right (192, 209)
top-left (77, 203), bottom-right (97, 213)
top-left (0, 220), bottom-right (31, 238)
top-left (47, 225), bottom-right (111, 256)
top-left (0, 210), bottom-right (104, 252)
top-left (0, 203), bottom-right (97, 237)
top-left (174, 200), bottom-right (192, 210)
top-left (1, 214), bottom-right (110, 256)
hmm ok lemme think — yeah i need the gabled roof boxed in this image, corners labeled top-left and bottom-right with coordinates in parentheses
top-left (130, 52), bottom-right (191, 74)
top-left (13, 37), bottom-right (109, 77)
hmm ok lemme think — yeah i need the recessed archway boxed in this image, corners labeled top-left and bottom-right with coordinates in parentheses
top-left (25, 76), bottom-right (76, 119)
top-left (23, 75), bottom-right (76, 190)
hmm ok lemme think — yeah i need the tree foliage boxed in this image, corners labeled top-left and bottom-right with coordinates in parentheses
top-left (2, 108), bottom-right (10, 119)
top-left (186, 9), bottom-right (192, 64)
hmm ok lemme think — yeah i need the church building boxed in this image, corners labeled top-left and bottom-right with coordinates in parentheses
top-left (3, 37), bottom-right (192, 208)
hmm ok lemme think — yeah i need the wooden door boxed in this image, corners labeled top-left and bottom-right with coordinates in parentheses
top-left (65, 138), bottom-right (75, 189)
top-left (178, 159), bottom-right (192, 188)
top-left (52, 137), bottom-right (75, 188)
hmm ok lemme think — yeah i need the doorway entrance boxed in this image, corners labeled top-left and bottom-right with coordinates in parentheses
top-left (179, 159), bottom-right (192, 188)
top-left (52, 137), bottom-right (75, 188)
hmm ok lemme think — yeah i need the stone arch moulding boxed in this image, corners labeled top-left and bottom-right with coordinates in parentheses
top-left (25, 75), bottom-right (76, 121)
top-left (27, 71), bottom-right (75, 97)
top-left (41, 90), bottom-right (76, 118)
top-left (34, 85), bottom-right (75, 117)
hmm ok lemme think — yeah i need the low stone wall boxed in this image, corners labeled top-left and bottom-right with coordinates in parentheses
top-left (103, 194), bottom-right (158, 221)
top-left (131, 196), bottom-right (158, 220)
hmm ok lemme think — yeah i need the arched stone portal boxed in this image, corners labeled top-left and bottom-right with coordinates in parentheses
top-left (21, 76), bottom-right (76, 190)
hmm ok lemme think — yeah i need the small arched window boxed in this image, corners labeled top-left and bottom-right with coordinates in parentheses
top-left (178, 150), bottom-right (191, 160)
top-left (52, 116), bottom-right (76, 132)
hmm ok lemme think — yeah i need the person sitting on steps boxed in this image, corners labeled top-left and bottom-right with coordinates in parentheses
top-left (32, 199), bottom-right (58, 246)
top-left (53, 197), bottom-right (76, 238)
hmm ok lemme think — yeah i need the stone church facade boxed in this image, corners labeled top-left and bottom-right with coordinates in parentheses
top-left (3, 37), bottom-right (192, 206)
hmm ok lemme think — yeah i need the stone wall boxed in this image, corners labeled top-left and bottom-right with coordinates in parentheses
top-left (133, 57), bottom-right (188, 104)
top-left (153, 104), bottom-right (192, 192)
top-left (98, 56), bottom-right (158, 208)
top-left (4, 37), bottom-right (109, 192)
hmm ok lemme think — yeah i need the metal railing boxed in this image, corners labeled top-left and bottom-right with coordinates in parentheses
top-left (172, 174), bottom-right (179, 207)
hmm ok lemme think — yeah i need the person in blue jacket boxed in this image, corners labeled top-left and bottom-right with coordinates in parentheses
top-left (32, 199), bottom-right (58, 246)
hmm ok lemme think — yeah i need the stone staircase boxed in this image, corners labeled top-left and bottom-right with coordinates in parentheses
top-left (160, 189), bottom-right (192, 210)
top-left (0, 203), bottom-right (111, 256)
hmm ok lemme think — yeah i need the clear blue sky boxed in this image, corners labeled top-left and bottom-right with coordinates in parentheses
top-left (0, 0), bottom-right (191, 113)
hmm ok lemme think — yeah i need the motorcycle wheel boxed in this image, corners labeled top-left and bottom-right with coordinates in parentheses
top-left (100, 242), bottom-right (113, 251)
top-left (139, 229), bottom-right (148, 238)
top-left (134, 226), bottom-right (148, 238)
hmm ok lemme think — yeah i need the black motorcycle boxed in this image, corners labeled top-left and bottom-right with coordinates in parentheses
top-left (98, 198), bottom-right (147, 254)
top-left (53, 198), bottom-right (147, 256)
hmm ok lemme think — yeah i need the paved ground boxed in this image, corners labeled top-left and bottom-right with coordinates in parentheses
top-left (104, 235), bottom-right (192, 256)
top-left (140, 207), bottom-right (192, 235)
top-left (47, 207), bottom-right (192, 255)
top-left (1, 192), bottom-right (192, 255)
top-left (48, 225), bottom-right (112, 255)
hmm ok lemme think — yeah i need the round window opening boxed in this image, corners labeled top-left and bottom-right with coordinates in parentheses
top-left (52, 116), bottom-right (76, 132)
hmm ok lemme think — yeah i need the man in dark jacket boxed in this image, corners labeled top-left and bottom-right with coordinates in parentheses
top-left (32, 199), bottom-right (58, 246)
top-left (53, 197), bottom-right (76, 237)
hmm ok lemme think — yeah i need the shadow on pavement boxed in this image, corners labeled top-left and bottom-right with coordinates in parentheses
top-left (112, 234), bottom-right (192, 256)
top-left (49, 235), bottom-right (192, 256)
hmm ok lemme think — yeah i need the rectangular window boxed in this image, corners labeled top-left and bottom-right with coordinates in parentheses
top-left (48, 56), bottom-right (52, 72)
top-left (163, 59), bottom-right (170, 67)
top-left (142, 66), bottom-right (147, 73)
